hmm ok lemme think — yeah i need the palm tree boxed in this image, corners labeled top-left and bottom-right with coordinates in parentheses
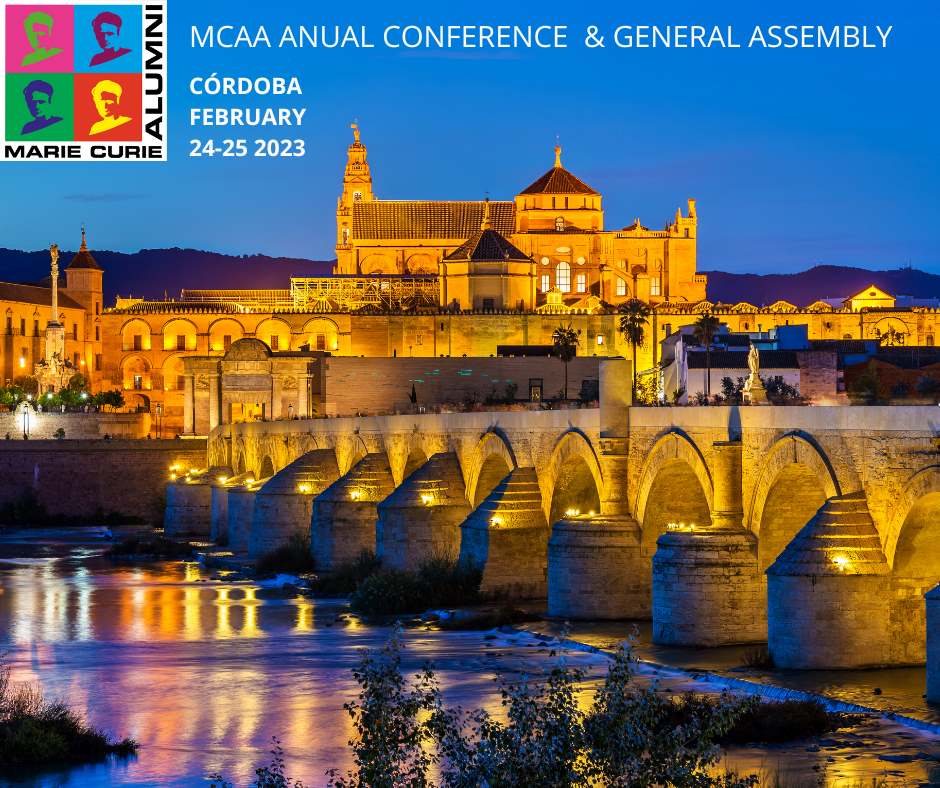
top-left (693, 312), bottom-right (721, 399)
top-left (617, 299), bottom-right (652, 402)
top-left (551, 324), bottom-right (580, 400)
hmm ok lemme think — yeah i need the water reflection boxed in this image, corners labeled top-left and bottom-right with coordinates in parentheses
top-left (0, 530), bottom-right (938, 787)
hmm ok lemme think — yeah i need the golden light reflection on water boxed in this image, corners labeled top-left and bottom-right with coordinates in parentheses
top-left (0, 550), bottom-right (936, 786)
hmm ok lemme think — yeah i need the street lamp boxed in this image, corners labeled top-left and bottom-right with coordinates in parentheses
top-left (155, 402), bottom-right (163, 439)
top-left (21, 402), bottom-right (30, 440)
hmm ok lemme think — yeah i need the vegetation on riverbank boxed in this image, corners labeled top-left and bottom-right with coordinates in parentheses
top-left (0, 661), bottom-right (137, 769)
top-left (214, 631), bottom-right (852, 787)
top-left (309, 550), bottom-right (382, 596)
top-left (106, 534), bottom-right (196, 561)
top-left (349, 557), bottom-right (482, 616)
top-left (254, 533), bottom-right (315, 577)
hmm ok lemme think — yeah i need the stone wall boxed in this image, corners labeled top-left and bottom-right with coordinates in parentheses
top-left (0, 411), bottom-right (149, 440)
top-left (0, 439), bottom-right (206, 523)
top-left (317, 356), bottom-right (603, 417)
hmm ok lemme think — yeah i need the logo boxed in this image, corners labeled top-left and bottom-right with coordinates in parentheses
top-left (0, 1), bottom-right (166, 161)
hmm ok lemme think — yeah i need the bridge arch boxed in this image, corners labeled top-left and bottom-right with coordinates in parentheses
top-left (634, 430), bottom-right (713, 550)
top-left (544, 429), bottom-right (603, 524)
top-left (884, 465), bottom-right (940, 663)
top-left (258, 455), bottom-right (276, 480)
top-left (747, 431), bottom-right (840, 570)
top-left (886, 465), bottom-right (940, 570)
top-left (635, 431), bottom-right (713, 526)
top-left (465, 430), bottom-right (517, 508)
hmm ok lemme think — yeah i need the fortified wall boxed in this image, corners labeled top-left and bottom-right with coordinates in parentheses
top-left (0, 439), bottom-right (206, 523)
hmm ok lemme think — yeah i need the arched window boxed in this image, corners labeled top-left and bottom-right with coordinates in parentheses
top-left (555, 217), bottom-right (565, 232)
top-left (616, 278), bottom-right (627, 297)
top-left (556, 261), bottom-right (571, 293)
top-left (341, 226), bottom-right (350, 244)
top-left (353, 191), bottom-right (363, 202)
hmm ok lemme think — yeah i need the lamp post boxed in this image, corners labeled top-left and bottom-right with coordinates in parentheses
top-left (155, 402), bottom-right (163, 439)
top-left (22, 398), bottom-right (30, 440)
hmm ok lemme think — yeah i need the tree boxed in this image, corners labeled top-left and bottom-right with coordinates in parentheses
top-left (551, 325), bottom-right (580, 401)
top-left (617, 299), bottom-right (652, 402)
top-left (693, 313), bottom-right (721, 399)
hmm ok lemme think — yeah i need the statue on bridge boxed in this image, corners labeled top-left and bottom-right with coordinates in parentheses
top-left (743, 343), bottom-right (768, 405)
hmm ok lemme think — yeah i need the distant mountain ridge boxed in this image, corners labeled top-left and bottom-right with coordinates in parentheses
top-left (702, 265), bottom-right (940, 307)
top-left (0, 247), bottom-right (334, 304)
top-left (0, 249), bottom-right (935, 310)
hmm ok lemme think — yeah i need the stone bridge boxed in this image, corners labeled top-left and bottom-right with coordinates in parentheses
top-left (165, 360), bottom-right (940, 672)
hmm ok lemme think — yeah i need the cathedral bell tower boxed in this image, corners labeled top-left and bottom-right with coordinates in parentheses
top-left (335, 122), bottom-right (375, 274)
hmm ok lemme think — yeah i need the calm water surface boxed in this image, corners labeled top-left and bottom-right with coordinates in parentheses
top-left (0, 529), bottom-right (582, 787)
top-left (1, 528), bottom-right (939, 787)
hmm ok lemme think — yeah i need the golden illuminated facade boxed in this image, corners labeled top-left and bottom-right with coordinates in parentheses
top-left (92, 127), bottom-right (940, 436)
top-left (334, 125), bottom-right (706, 309)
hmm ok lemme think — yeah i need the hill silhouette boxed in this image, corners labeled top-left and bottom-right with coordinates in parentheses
top-left (0, 249), bottom-right (936, 309)
top-left (0, 247), bottom-right (333, 303)
top-left (703, 265), bottom-right (940, 307)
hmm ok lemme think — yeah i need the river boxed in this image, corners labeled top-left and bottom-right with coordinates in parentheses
top-left (1, 528), bottom-right (939, 787)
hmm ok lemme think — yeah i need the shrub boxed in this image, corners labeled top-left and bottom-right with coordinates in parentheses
top-left (349, 559), bottom-right (482, 616)
top-left (228, 634), bottom-right (855, 788)
top-left (742, 644), bottom-right (774, 669)
top-left (0, 660), bottom-right (137, 768)
top-left (717, 698), bottom-right (837, 745)
top-left (350, 569), bottom-right (426, 616)
top-left (254, 533), bottom-right (315, 577)
top-left (311, 551), bottom-right (381, 597)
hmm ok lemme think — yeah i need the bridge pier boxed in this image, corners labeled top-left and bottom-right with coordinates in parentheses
top-left (652, 441), bottom-right (766, 646)
top-left (767, 492), bottom-right (891, 668)
top-left (927, 585), bottom-right (940, 702)
top-left (310, 453), bottom-right (394, 571)
top-left (164, 466), bottom-right (231, 538)
top-left (211, 473), bottom-right (247, 544)
top-left (459, 467), bottom-right (548, 598)
top-left (227, 477), bottom-right (265, 554)
top-left (376, 452), bottom-right (470, 571)
top-left (548, 514), bottom-right (645, 619)
top-left (248, 450), bottom-right (340, 558)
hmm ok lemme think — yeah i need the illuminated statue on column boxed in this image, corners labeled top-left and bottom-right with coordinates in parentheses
top-left (34, 241), bottom-right (73, 393)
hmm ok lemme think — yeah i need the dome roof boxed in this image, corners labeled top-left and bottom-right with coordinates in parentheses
top-left (67, 227), bottom-right (102, 271)
top-left (519, 146), bottom-right (598, 196)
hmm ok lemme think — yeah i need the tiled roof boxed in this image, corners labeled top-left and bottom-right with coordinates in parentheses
top-left (444, 229), bottom-right (530, 263)
top-left (352, 200), bottom-right (514, 240)
top-left (519, 166), bottom-right (598, 196)
top-left (870, 349), bottom-right (940, 369)
top-left (0, 281), bottom-right (84, 311)
top-left (687, 350), bottom-right (800, 370)
top-left (67, 249), bottom-right (101, 270)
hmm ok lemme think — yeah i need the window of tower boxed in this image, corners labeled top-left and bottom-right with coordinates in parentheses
top-left (556, 262), bottom-right (571, 293)
top-left (353, 191), bottom-right (363, 202)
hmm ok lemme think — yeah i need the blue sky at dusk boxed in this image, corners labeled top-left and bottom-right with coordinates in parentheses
top-left (1, 0), bottom-right (936, 274)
